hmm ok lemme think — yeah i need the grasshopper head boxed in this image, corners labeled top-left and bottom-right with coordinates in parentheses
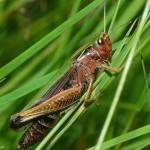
top-left (93, 32), bottom-right (112, 61)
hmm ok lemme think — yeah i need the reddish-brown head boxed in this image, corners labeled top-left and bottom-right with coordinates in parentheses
top-left (93, 32), bottom-right (112, 60)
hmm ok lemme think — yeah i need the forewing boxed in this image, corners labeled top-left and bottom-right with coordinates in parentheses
top-left (10, 66), bottom-right (77, 130)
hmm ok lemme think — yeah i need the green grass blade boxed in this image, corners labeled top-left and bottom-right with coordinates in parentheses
top-left (140, 51), bottom-right (150, 107)
top-left (0, 71), bottom-right (55, 107)
top-left (108, 0), bottom-right (122, 33)
top-left (87, 125), bottom-right (150, 150)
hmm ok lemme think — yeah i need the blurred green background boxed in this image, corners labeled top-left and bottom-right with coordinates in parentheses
top-left (0, 0), bottom-right (150, 150)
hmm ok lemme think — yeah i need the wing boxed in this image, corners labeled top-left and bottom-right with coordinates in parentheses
top-left (10, 66), bottom-right (75, 130)
top-left (10, 86), bottom-right (83, 129)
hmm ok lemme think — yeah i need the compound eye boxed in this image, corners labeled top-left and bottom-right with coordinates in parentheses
top-left (97, 38), bottom-right (104, 45)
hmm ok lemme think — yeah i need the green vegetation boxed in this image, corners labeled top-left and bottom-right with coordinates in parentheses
top-left (0, 0), bottom-right (149, 150)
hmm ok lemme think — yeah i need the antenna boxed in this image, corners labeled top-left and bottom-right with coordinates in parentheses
top-left (106, 21), bottom-right (132, 38)
top-left (104, 0), bottom-right (106, 33)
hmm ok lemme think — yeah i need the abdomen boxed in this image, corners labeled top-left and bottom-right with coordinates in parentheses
top-left (17, 116), bottom-right (60, 150)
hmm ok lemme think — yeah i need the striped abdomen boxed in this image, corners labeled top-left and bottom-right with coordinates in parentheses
top-left (17, 115), bottom-right (60, 150)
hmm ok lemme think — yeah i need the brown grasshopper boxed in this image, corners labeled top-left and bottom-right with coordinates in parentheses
top-left (10, 32), bottom-right (121, 150)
